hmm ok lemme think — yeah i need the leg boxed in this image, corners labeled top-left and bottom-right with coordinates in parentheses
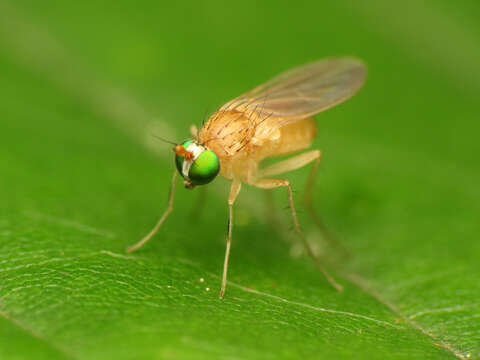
top-left (303, 154), bottom-right (350, 257)
top-left (259, 150), bottom-right (322, 178)
top-left (189, 185), bottom-right (207, 223)
top-left (254, 175), bottom-right (343, 292)
top-left (263, 190), bottom-right (283, 234)
top-left (260, 151), bottom-right (322, 247)
top-left (261, 150), bottom-right (349, 256)
top-left (190, 124), bottom-right (198, 138)
top-left (219, 179), bottom-right (242, 299)
top-left (126, 171), bottom-right (178, 253)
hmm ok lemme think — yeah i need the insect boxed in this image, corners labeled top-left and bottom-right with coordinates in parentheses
top-left (127, 57), bottom-right (366, 298)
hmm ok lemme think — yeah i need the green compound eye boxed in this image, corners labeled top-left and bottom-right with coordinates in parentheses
top-left (188, 150), bottom-right (220, 185)
top-left (175, 140), bottom-right (220, 186)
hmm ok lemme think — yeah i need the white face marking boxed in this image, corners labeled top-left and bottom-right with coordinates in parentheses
top-left (182, 142), bottom-right (205, 178)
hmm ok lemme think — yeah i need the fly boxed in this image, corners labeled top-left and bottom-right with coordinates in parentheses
top-left (127, 57), bottom-right (367, 298)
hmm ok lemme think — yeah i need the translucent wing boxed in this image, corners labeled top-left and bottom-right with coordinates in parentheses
top-left (220, 57), bottom-right (366, 129)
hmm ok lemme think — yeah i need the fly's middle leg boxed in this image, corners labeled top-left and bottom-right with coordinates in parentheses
top-left (255, 151), bottom-right (343, 292)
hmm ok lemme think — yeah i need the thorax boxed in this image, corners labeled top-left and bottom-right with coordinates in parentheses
top-left (199, 111), bottom-right (317, 183)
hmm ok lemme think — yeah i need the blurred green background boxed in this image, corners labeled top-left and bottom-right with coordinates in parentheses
top-left (0, 1), bottom-right (479, 359)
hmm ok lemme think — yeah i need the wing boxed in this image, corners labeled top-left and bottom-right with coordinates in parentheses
top-left (219, 57), bottom-right (366, 129)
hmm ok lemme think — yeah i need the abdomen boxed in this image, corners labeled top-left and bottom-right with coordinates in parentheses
top-left (258, 117), bottom-right (317, 160)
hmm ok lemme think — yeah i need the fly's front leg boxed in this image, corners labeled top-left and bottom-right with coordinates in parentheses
top-left (189, 185), bottom-right (207, 223)
top-left (190, 124), bottom-right (199, 138)
top-left (126, 171), bottom-right (178, 253)
top-left (219, 179), bottom-right (242, 299)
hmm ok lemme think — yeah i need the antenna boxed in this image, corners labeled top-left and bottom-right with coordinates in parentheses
top-left (152, 134), bottom-right (177, 146)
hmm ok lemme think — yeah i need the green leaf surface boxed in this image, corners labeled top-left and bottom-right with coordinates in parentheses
top-left (0, 1), bottom-right (479, 359)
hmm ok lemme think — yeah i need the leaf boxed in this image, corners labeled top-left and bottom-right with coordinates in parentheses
top-left (0, 1), bottom-right (479, 359)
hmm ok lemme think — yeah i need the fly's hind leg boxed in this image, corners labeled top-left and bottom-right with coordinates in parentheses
top-left (126, 171), bottom-right (178, 253)
top-left (303, 152), bottom-right (350, 257)
top-left (256, 150), bottom-right (343, 292)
